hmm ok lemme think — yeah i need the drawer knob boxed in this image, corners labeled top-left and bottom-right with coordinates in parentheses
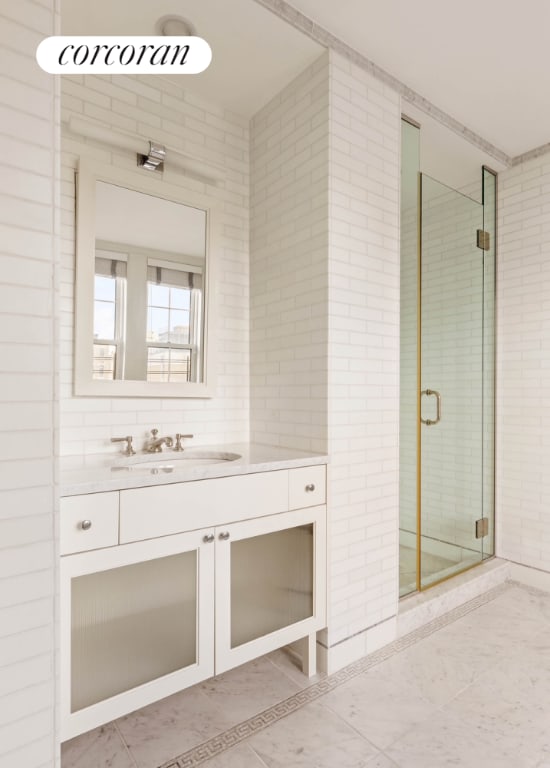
top-left (202, 534), bottom-right (215, 543)
top-left (80, 520), bottom-right (92, 531)
top-left (305, 484), bottom-right (315, 492)
top-left (219, 531), bottom-right (230, 541)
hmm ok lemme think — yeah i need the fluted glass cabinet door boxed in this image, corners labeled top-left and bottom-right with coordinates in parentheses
top-left (230, 524), bottom-right (314, 648)
top-left (61, 530), bottom-right (215, 741)
top-left (215, 506), bottom-right (327, 674)
top-left (71, 552), bottom-right (196, 712)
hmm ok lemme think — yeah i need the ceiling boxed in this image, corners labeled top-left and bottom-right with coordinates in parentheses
top-left (62, 0), bottom-right (545, 180)
top-left (61, 0), bottom-right (324, 118)
top-left (286, 0), bottom-right (550, 159)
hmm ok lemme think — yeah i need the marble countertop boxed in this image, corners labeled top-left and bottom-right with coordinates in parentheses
top-left (60, 443), bottom-right (329, 496)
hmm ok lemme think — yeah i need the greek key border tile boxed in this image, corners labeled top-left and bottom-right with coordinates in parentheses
top-left (158, 581), bottom-right (517, 768)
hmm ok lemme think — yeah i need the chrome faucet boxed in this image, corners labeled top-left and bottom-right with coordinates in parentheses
top-left (147, 429), bottom-right (174, 453)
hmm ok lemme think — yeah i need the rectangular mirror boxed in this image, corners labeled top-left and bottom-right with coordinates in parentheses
top-left (74, 160), bottom-right (217, 397)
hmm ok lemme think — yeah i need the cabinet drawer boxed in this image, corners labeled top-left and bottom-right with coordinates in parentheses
top-left (120, 470), bottom-right (289, 543)
top-left (288, 465), bottom-right (326, 509)
top-left (60, 493), bottom-right (119, 555)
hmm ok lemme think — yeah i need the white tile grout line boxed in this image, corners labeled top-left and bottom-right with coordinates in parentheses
top-left (157, 580), bottom-right (518, 768)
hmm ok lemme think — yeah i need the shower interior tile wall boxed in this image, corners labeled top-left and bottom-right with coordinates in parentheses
top-left (60, 74), bottom-right (250, 456)
top-left (0, 3), bottom-right (58, 766)
top-left (497, 154), bottom-right (550, 572)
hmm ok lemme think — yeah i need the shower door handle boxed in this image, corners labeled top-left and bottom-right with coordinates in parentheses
top-left (420, 389), bottom-right (441, 426)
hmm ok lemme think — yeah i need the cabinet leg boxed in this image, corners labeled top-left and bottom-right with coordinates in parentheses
top-left (299, 633), bottom-right (317, 677)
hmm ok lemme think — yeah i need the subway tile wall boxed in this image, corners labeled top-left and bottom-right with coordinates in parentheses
top-left (326, 53), bottom-right (400, 655)
top-left (497, 155), bottom-right (550, 571)
top-left (0, 2), bottom-right (59, 766)
top-left (60, 75), bottom-right (250, 456)
top-left (250, 51), bottom-right (330, 452)
top-left (251, 51), bottom-right (401, 667)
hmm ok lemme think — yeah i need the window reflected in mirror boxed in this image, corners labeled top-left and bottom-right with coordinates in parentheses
top-left (92, 181), bottom-right (206, 384)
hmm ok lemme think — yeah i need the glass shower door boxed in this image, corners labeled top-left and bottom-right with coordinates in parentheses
top-left (419, 174), bottom-right (485, 588)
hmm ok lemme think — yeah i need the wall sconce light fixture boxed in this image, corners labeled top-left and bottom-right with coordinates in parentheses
top-left (64, 115), bottom-right (224, 185)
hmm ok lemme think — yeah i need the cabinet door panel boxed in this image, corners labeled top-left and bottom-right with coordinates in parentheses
top-left (119, 470), bottom-right (289, 542)
top-left (61, 531), bottom-right (215, 740)
top-left (215, 506), bottom-right (327, 674)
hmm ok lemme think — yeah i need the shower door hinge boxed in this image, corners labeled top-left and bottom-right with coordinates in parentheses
top-left (475, 518), bottom-right (489, 538)
top-left (476, 229), bottom-right (490, 251)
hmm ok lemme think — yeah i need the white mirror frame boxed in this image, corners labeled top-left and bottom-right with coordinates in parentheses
top-left (74, 158), bottom-right (218, 398)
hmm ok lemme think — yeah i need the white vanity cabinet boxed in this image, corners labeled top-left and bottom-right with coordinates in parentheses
top-left (60, 465), bottom-right (327, 741)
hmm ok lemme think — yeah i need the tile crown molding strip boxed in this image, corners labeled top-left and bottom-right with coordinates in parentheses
top-left (253, 0), bottom-right (550, 168)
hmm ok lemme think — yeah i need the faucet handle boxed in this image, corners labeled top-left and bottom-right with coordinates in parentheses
top-left (174, 433), bottom-right (194, 452)
top-left (111, 436), bottom-right (136, 456)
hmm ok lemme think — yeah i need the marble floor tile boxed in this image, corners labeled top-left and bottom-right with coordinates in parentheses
top-left (198, 655), bottom-right (302, 724)
top-left (371, 629), bottom-right (487, 709)
top-left (266, 647), bottom-right (324, 689)
top-left (444, 669), bottom-right (550, 762)
top-left (321, 666), bottom-right (439, 750)
top-left (365, 755), bottom-right (400, 768)
top-left (201, 743), bottom-right (269, 767)
top-left (455, 585), bottom-right (550, 639)
top-left (61, 723), bottom-right (135, 768)
top-left (248, 702), bottom-right (380, 768)
top-left (115, 685), bottom-right (233, 768)
top-left (384, 709), bottom-right (530, 768)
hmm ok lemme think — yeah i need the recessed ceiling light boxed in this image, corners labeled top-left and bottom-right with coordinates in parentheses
top-left (156, 15), bottom-right (195, 37)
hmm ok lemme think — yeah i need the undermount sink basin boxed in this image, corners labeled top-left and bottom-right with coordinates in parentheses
top-left (112, 450), bottom-right (241, 474)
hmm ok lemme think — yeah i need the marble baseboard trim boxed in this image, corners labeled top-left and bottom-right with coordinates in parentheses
top-left (397, 557), bottom-right (510, 637)
top-left (319, 616), bottom-right (397, 675)
top-left (157, 581), bottom-right (513, 768)
top-left (508, 561), bottom-right (550, 593)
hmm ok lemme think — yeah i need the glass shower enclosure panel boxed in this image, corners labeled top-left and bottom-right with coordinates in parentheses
top-left (399, 118), bottom-right (420, 597)
top-left (420, 174), bottom-right (485, 587)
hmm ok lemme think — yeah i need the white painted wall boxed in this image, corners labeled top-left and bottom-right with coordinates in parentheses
top-left (60, 74), bottom-right (250, 456)
top-left (497, 155), bottom-right (550, 571)
top-left (0, 2), bottom-right (59, 766)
